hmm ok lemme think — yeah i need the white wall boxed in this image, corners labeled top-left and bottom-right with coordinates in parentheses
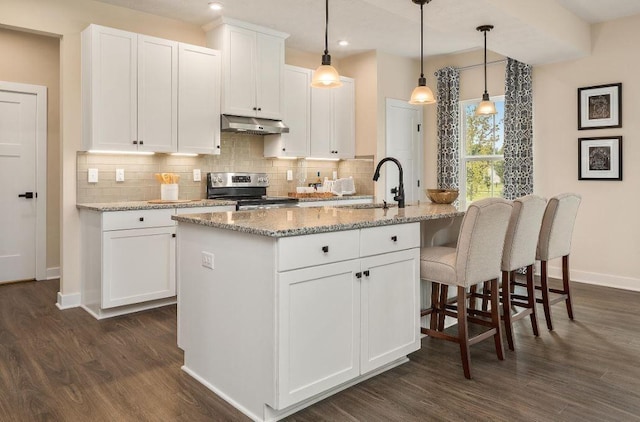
top-left (533, 14), bottom-right (640, 290)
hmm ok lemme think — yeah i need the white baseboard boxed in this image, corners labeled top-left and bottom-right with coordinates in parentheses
top-left (46, 267), bottom-right (60, 280)
top-left (545, 265), bottom-right (640, 292)
top-left (56, 291), bottom-right (81, 309)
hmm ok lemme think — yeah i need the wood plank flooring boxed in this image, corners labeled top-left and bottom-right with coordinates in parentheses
top-left (1, 278), bottom-right (639, 421)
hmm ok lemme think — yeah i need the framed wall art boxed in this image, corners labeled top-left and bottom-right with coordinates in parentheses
top-left (578, 83), bottom-right (622, 130)
top-left (578, 136), bottom-right (622, 181)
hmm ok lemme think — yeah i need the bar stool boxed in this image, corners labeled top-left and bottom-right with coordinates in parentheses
top-left (535, 193), bottom-right (582, 330)
top-left (501, 195), bottom-right (546, 350)
top-left (420, 198), bottom-right (512, 379)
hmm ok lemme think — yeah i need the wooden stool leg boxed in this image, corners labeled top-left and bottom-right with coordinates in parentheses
top-left (526, 264), bottom-right (539, 337)
top-left (540, 260), bottom-right (554, 330)
top-left (490, 278), bottom-right (504, 360)
top-left (563, 255), bottom-right (574, 320)
top-left (438, 285), bottom-right (448, 331)
top-left (501, 271), bottom-right (515, 351)
top-left (469, 285), bottom-right (478, 311)
top-left (430, 282), bottom-right (440, 330)
top-left (457, 286), bottom-right (471, 379)
top-left (481, 282), bottom-right (489, 311)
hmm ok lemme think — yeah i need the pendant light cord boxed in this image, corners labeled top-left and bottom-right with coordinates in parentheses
top-left (324, 0), bottom-right (329, 56)
top-left (419, 2), bottom-right (424, 79)
top-left (483, 28), bottom-right (488, 95)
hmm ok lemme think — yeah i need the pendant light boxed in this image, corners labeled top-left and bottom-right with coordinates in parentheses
top-left (409, 0), bottom-right (435, 105)
top-left (311, 0), bottom-right (342, 88)
top-left (475, 25), bottom-right (497, 115)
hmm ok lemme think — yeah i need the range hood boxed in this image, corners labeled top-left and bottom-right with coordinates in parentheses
top-left (221, 114), bottom-right (289, 135)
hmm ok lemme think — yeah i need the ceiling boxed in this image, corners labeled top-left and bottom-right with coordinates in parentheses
top-left (94, 0), bottom-right (640, 65)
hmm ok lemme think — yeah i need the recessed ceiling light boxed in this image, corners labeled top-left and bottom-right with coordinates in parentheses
top-left (209, 2), bottom-right (223, 11)
top-left (337, 40), bottom-right (349, 47)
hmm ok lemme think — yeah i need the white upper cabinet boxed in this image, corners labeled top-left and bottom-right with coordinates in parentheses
top-left (82, 24), bottom-right (221, 154)
top-left (264, 65), bottom-right (311, 158)
top-left (178, 44), bottom-right (221, 155)
top-left (310, 76), bottom-right (355, 159)
top-left (206, 18), bottom-right (288, 120)
top-left (82, 25), bottom-right (177, 152)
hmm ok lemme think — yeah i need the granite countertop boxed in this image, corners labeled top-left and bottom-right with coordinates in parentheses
top-left (76, 199), bottom-right (236, 212)
top-left (295, 195), bottom-right (374, 202)
top-left (172, 202), bottom-right (463, 238)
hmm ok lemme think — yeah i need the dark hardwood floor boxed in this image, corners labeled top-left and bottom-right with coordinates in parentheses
top-left (1, 278), bottom-right (639, 421)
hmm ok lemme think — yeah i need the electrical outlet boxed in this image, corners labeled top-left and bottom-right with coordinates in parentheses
top-left (286, 169), bottom-right (293, 181)
top-left (201, 251), bottom-right (214, 269)
top-left (116, 168), bottom-right (125, 182)
top-left (193, 169), bottom-right (201, 182)
top-left (88, 168), bottom-right (99, 183)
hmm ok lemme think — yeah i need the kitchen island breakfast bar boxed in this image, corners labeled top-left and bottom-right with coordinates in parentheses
top-left (172, 203), bottom-right (463, 422)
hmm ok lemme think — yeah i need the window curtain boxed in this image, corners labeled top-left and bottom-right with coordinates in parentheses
top-left (502, 58), bottom-right (533, 200)
top-left (435, 66), bottom-right (460, 189)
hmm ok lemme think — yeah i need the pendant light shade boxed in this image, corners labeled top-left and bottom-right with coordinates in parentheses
top-left (476, 25), bottom-right (497, 116)
top-left (408, 0), bottom-right (435, 105)
top-left (311, 0), bottom-right (342, 88)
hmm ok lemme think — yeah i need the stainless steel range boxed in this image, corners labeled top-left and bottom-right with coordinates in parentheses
top-left (207, 172), bottom-right (298, 210)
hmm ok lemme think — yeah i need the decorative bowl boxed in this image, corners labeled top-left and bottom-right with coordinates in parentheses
top-left (426, 189), bottom-right (459, 204)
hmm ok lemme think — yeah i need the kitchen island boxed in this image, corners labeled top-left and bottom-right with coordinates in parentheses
top-left (172, 203), bottom-right (463, 421)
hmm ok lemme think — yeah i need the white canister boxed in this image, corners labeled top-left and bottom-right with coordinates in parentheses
top-left (161, 184), bottom-right (179, 201)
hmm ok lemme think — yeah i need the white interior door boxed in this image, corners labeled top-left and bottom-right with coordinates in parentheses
top-left (385, 99), bottom-right (423, 204)
top-left (0, 89), bottom-right (38, 283)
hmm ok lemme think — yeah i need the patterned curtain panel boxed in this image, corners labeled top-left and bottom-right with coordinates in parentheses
top-left (503, 58), bottom-right (533, 200)
top-left (435, 66), bottom-right (460, 189)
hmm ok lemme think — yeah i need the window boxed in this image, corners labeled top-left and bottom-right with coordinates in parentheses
top-left (459, 96), bottom-right (505, 208)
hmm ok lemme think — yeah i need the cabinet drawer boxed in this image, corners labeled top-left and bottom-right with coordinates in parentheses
top-left (102, 209), bottom-right (175, 231)
top-left (360, 223), bottom-right (420, 257)
top-left (278, 230), bottom-right (359, 271)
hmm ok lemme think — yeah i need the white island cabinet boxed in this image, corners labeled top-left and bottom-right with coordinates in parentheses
top-left (176, 219), bottom-right (421, 421)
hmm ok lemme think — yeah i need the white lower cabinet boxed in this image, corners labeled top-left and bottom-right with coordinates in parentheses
top-left (102, 225), bottom-right (175, 308)
top-left (275, 225), bottom-right (420, 409)
top-left (81, 205), bottom-right (233, 319)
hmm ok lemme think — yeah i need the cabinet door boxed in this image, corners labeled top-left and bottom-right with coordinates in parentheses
top-left (277, 260), bottom-right (360, 409)
top-left (222, 25), bottom-right (256, 117)
top-left (83, 25), bottom-right (137, 151)
top-left (178, 44), bottom-right (221, 154)
top-left (360, 248), bottom-right (420, 374)
top-left (309, 87), bottom-right (332, 158)
top-left (333, 77), bottom-right (355, 159)
top-left (264, 65), bottom-right (310, 157)
top-left (255, 32), bottom-right (284, 119)
top-left (138, 35), bottom-right (178, 153)
top-left (102, 226), bottom-right (176, 308)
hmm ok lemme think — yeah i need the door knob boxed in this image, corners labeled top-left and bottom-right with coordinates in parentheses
top-left (18, 192), bottom-right (35, 199)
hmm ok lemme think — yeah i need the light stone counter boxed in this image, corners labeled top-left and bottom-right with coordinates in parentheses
top-left (172, 202), bottom-right (463, 237)
top-left (76, 199), bottom-right (236, 212)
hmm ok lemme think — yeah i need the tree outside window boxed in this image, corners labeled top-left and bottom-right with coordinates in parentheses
top-left (459, 97), bottom-right (505, 208)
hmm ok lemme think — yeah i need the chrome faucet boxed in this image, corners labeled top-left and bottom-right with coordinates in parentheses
top-left (373, 157), bottom-right (405, 209)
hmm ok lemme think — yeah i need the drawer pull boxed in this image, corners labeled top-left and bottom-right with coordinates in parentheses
top-left (391, 236), bottom-right (398, 242)
top-left (363, 270), bottom-right (370, 277)
top-left (139, 217), bottom-right (144, 222)
top-left (356, 272), bottom-right (362, 279)
top-left (321, 246), bottom-right (329, 253)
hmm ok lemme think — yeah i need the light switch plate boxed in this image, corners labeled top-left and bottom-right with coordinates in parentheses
top-left (116, 168), bottom-right (125, 182)
top-left (193, 169), bottom-right (201, 182)
top-left (88, 168), bottom-right (98, 183)
top-left (286, 170), bottom-right (293, 181)
top-left (201, 251), bottom-right (214, 269)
